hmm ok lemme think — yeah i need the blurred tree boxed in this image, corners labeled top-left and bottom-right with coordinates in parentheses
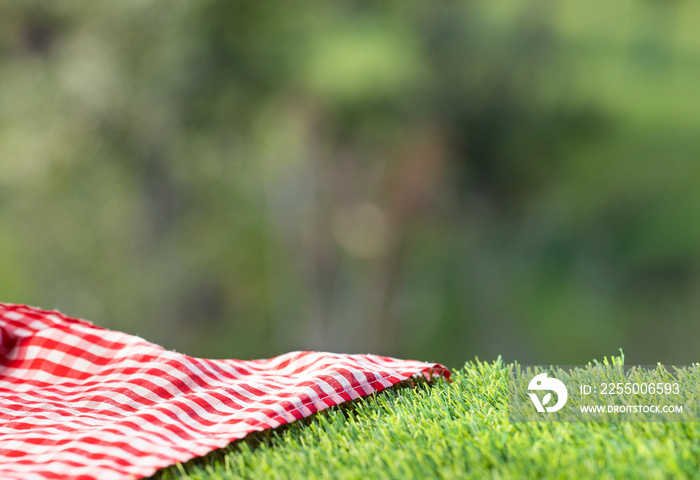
top-left (0, 0), bottom-right (698, 367)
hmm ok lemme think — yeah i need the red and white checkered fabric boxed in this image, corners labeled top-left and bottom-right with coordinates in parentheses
top-left (0, 303), bottom-right (449, 480)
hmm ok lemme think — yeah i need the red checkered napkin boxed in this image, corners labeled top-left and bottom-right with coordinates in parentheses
top-left (0, 303), bottom-right (449, 479)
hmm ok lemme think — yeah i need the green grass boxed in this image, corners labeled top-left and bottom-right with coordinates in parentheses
top-left (153, 357), bottom-right (700, 479)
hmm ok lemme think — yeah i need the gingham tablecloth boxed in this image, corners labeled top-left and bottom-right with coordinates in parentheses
top-left (0, 303), bottom-right (448, 479)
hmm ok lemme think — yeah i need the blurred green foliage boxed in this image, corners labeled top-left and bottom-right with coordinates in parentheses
top-left (1, 1), bottom-right (699, 367)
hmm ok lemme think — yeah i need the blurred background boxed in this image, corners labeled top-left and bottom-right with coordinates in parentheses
top-left (1, 1), bottom-right (698, 368)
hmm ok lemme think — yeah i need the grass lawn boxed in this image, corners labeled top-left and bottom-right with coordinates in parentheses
top-left (153, 356), bottom-right (700, 479)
